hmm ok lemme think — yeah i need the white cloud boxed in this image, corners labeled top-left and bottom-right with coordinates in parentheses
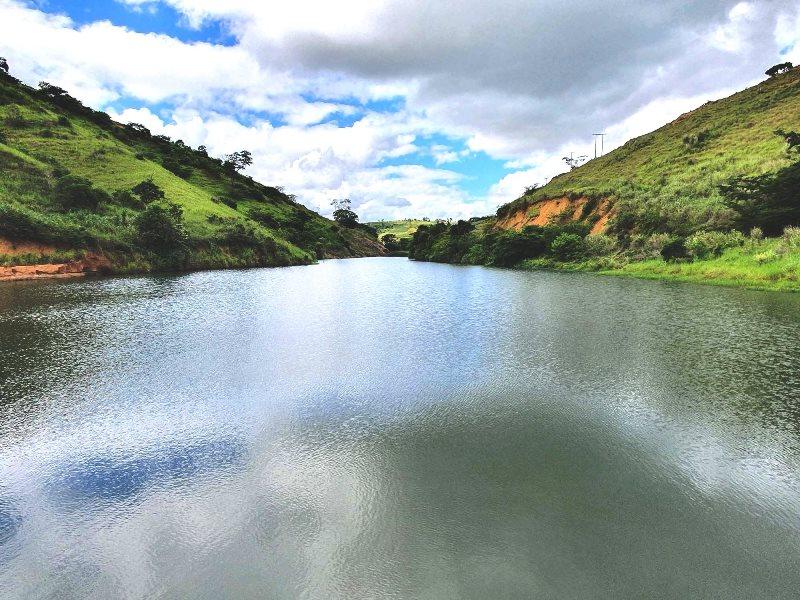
top-left (2, 0), bottom-right (800, 219)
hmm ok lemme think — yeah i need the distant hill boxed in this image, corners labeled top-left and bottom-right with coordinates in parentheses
top-left (0, 64), bottom-right (385, 276)
top-left (367, 219), bottom-right (433, 240)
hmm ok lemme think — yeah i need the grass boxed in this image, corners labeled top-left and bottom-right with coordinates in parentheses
top-left (519, 240), bottom-right (800, 292)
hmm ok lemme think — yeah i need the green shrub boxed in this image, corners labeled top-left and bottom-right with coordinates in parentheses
top-left (162, 156), bottom-right (191, 178)
top-left (584, 234), bottom-right (618, 257)
top-left (782, 226), bottom-right (800, 249)
top-left (491, 231), bottom-right (547, 266)
top-left (685, 230), bottom-right (745, 259)
top-left (135, 202), bottom-right (187, 251)
top-left (132, 179), bottom-right (165, 204)
top-left (0, 202), bottom-right (47, 241)
top-left (217, 220), bottom-right (266, 248)
top-left (755, 250), bottom-right (777, 264)
top-left (54, 175), bottom-right (110, 211)
top-left (549, 233), bottom-right (584, 261)
top-left (661, 237), bottom-right (689, 262)
top-left (213, 196), bottom-right (237, 210)
top-left (112, 189), bottom-right (143, 209)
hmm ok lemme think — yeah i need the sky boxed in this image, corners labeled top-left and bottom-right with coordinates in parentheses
top-left (1, 1), bottom-right (800, 220)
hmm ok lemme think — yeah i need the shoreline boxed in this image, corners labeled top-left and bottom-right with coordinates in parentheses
top-left (518, 259), bottom-right (800, 293)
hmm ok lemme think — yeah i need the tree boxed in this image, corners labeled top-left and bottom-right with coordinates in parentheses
top-left (330, 198), bottom-right (359, 227)
top-left (125, 122), bottom-right (151, 137)
top-left (721, 161), bottom-right (800, 236)
top-left (549, 233), bottom-right (584, 261)
top-left (449, 219), bottom-right (474, 237)
top-left (38, 82), bottom-right (69, 99)
top-left (135, 202), bottom-right (187, 251)
top-left (524, 184), bottom-right (541, 195)
top-left (766, 62), bottom-right (793, 77)
top-left (0, 57), bottom-right (8, 74)
top-left (132, 179), bottom-right (165, 204)
top-left (381, 233), bottom-right (401, 252)
top-left (37, 82), bottom-right (84, 111)
top-left (563, 154), bottom-right (588, 170)
top-left (223, 150), bottom-right (253, 172)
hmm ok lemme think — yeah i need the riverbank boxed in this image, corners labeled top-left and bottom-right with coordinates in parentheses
top-left (520, 241), bottom-right (800, 292)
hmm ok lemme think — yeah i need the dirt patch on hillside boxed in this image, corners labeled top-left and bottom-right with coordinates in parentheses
top-left (496, 196), bottom-right (614, 234)
top-left (0, 238), bottom-right (59, 256)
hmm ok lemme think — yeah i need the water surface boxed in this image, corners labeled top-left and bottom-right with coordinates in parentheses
top-left (1, 258), bottom-right (800, 598)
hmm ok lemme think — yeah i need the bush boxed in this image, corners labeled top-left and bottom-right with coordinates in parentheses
top-left (754, 250), bottom-right (777, 264)
top-left (0, 202), bottom-right (47, 241)
top-left (720, 158), bottom-right (800, 236)
top-left (132, 179), bottom-right (165, 204)
top-left (491, 230), bottom-right (547, 266)
top-left (381, 233), bottom-right (402, 252)
top-left (111, 189), bottom-right (142, 209)
top-left (0, 202), bottom-right (90, 245)
top-left (685, 230), bottom-right (745, 259)
top-left (54, 175), bottom-right (110, 211)
top-left (584, 234), bottom-right (618, 257)
top-left (248, 206), bottom-right (281, 228)
top-left (782, 226), bottom-right (800, 249)
top-left (162, 156), bottom-right (191, 178)
top-left (213, 196), bottom-right (238, 210)
top-left (135, 202), bottom-right (187, 251)
top-left (449, 220), bottom-right (474, 237)
top-left (217, 220), bottom-right (265, 248)
top-left (661, 237), bottom-right (689, 262)
top-left (549, 233), bottom-right (584, 261)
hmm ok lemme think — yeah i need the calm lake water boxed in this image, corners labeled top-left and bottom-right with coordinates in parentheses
top-left (1, 258), bottom-right (800, 598)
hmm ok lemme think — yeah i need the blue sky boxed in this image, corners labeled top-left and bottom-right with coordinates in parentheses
top-left (37, 0), bottom-right (235, 44)
top-left (2, 0), bottom-right (798, 219)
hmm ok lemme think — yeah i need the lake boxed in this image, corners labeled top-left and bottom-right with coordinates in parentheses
top-left (1, 257), bottom-right (799, 598)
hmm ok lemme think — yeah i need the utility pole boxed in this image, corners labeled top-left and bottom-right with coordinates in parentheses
top-left (593, 133), bottom-right (606, 158)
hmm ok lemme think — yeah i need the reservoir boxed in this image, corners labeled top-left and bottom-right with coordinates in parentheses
top-left (1, 258), bottom-right (799, 598)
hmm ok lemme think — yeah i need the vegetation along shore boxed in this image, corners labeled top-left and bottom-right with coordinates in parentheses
top-left (0, 59), bottom-right (385, 281)
top-left (406, 63), bottom-right (800, 292)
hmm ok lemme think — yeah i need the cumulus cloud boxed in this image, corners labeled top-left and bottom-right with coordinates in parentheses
top-left (2, 0), bottom-right (800, 216)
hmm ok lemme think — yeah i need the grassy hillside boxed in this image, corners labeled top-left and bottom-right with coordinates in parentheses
top-left (368, 219), bottom-right (431, 240)
top-left (0, 67), bottom-right (384, 275)
top-left (409, 66), bottom-right (800, 291)
top-left (498, 66), bottom-right (800, 232)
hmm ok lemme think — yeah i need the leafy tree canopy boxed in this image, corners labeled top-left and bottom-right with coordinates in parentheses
top-left (223, 150), bottom-right (253, 172)
top-left (331, 198), bottom-right (359, 227)
top-left (132, 179), bottom-right (166, 204)
top-left (766, 62), bottom-right (793, 77)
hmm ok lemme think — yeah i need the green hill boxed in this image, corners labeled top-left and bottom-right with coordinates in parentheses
top-left (367, 219), bottom-right (432, 240)
top-left (409, 66), bottom-right (800, 291)
top-left (496, 66), bottom-right (800, 234)
top-left (0, 66), bottom-right (384, 276)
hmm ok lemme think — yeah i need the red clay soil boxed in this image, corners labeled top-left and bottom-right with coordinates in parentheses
top-left (0, 252), bottom-right (111, 282)
top-left (495, 196), bottom-right (614, 235)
